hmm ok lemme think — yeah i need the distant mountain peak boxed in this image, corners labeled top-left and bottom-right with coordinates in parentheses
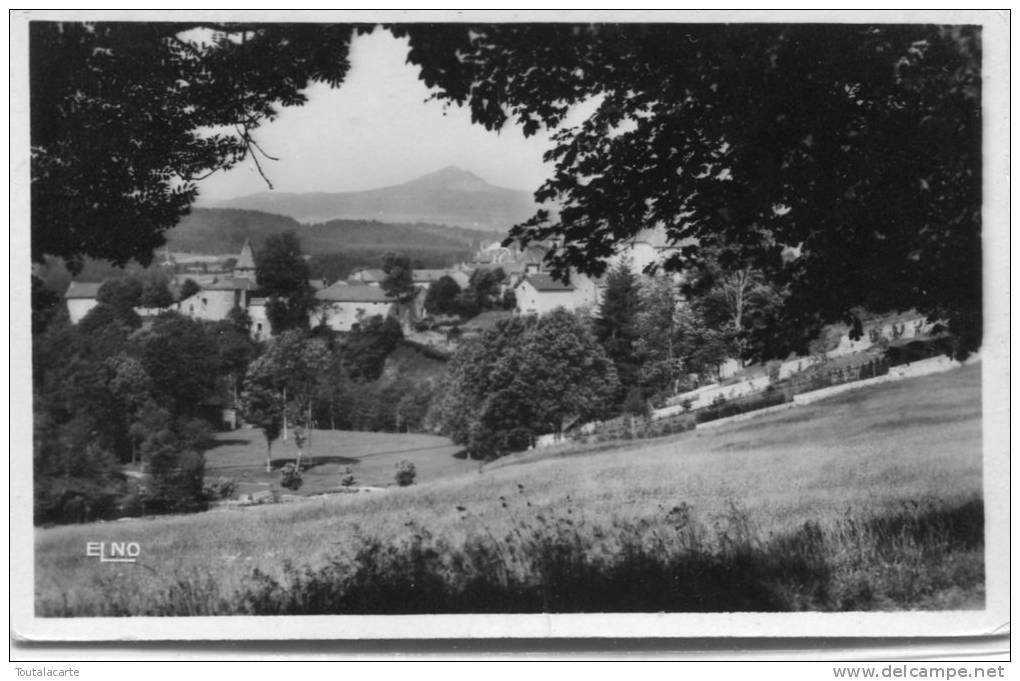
top-left (211, 166), bottom-right (536, 231)
top-left (404, 166), bottom-right (493, 192)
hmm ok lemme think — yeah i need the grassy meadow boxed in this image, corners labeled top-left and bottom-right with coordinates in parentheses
top-left (201, 429), bottom-right (478, 497)
top-left (35, 364), bottom-right (984, 615)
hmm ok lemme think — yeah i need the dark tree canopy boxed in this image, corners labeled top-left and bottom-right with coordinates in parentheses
top-left (432, 310), bottom-right (619, 459)
top-left (179, 278), bottom-right (202, 301)
top-left (593, 260), bottom-right (642, 402)
top-left (381, 252), bottom-right (417, 303)
top-left (30, 21), bottom-right (358, 274)
top-left (32, 22), bottom-right (982, 358)
top-left (256, 231), bottom-right (314, 333)
top-left (394, 23), bottom-right (982, 357)
top-left (424, 275), bottom-right (462, 316)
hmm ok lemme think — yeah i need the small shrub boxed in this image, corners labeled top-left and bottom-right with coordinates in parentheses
top-left (394, 460), bottom-right (416, 487)
top-left (623, 387), bottom-right (651, 418)
top-left (280, 463), bottom-right (303, 491)
top-left (340, 466), bottom-right (356, 488)
top-left (203, 477), bottom-right (238, 501)
top-left (506, 427), bottom-right (533, 453)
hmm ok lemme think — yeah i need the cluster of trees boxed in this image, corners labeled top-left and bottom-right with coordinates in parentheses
top-left (430, 309), bottom-right (618, 459)
top-left (594, 256), bottom-right (786, 410)
top-left (428, 254), bottom-right (788, 459)
top-left (33, 300), bottom-right (258, 524)
top-left (240, 317), bottom-right (408, 472)
top-left (423, 268), bottom-right (516, 319)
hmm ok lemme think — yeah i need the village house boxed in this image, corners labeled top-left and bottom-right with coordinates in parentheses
top-left (346, 268), bottom-right (387, 287)
top-left (178, 277), bottom-right (255, 322)
top-left (248, 297), bottom-right (271, 341)
top-left (310, 282), bottom-right (398, 332)
top-left (63, 281), bottom-right (102, 323)
top-left (513, 272), bottom-right (600, 316)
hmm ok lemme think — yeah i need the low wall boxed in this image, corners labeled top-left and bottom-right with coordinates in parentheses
top-left (694, 401), bottom-right (797, 430)
top-left (533, 353), bottom-right (971, 449)
top-left (792, 355), bottom-right (962, 406)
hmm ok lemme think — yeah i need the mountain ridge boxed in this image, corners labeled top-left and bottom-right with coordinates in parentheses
top-left (164, 208), bottom-right (495, 257)
top-left (209, 166), bottom-right (538, 231)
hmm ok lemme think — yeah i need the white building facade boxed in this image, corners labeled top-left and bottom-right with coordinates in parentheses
top-left (311, 283), bottom-right (397, 332)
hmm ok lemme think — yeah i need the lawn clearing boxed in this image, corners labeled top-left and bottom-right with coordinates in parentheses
top-left (203, 428), bottom-right (477, 496)
top-left (35, 364), bottom-right (984, 615)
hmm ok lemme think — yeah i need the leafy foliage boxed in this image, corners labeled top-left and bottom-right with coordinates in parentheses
top-left (395, 24), bottom-right (982, 357)
top-left (381, 252), bottom-right (418, 304)
top-left (31, 275), bottom-right (61, 334)
top-left (33, 309), bottom-right (230, 523)
top-left (394, 460), bottom-right (416, 487)
top-left (424, 275), bottom-right (463, 316)
top-left (256, 231), bottom-right (314, 334)
top-left (432, 310), bottom-right (619, 459)
top-left (97, 278), bottom-right (143, 314)
top-left (593, 260), bottom-right (642, 403)
top-left (238, 371), bottom-right (283, 473)
top-left (280, 463), bottom-right (303, 491)
top-left (179, 278), bottom-right (202, 301)
top-left (31, 22), bottom-right (357, 273)
top-left (341, 316), bottom-right (404, 382)
top-left (138, 313), bottom-right (221, 417)
top-left (683, 249), bottom-right (787, 364)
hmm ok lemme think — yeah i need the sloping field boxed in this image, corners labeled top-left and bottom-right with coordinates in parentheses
top-left (35, 364), bottom-right (983, 615)
top-left (203, 429), bottom-right (476, 496)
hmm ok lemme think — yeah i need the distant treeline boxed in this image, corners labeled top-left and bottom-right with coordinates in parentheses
top-left (306, 250), bottom-right (472, 283)
top-left (166, 208), bottom-right (493, 257)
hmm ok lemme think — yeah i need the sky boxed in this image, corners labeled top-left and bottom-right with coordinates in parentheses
top-left (195, 30), bottom-right (555, 203)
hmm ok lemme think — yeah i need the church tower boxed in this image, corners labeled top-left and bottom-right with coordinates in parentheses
top-left (234, 239), bottom-right (256, 281)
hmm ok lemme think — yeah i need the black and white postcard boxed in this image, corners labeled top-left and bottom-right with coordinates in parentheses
top-left (10, 9), bottom-right (1010, 650)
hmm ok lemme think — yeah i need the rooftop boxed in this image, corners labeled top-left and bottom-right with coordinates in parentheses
top-left (348, 269), bottom-right (387, 283)
top-left (521, 273), bottom-right (574, 292)
top-left (462, 310), bottom-right (515, 331)
top-left (235, 239), bottom-right (256, 270)
top-left (64, 281), bottom-right (103, 299)
top-left (316, 283), bottom-right (395, 303)
top-left (203, 277), bottom-right (256, 291)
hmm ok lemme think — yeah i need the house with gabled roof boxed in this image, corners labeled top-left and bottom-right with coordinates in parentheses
top-left (64, 281), bottom-right (103, 323)
top-left (179, 277), bottom-right (255, 322)
top-left (311, 283), bottom-right (397, 332)
top-left (513, 272), bottom-right (599, 316)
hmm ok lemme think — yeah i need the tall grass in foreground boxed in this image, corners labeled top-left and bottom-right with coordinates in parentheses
top-left (40, 492), bottom-right (983, 616)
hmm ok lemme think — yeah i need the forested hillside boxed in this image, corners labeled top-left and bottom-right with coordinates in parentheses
top-left (165, 208), bottom-right (491, 257)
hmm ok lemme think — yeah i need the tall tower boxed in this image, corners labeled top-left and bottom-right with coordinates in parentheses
top-left (234, 239), bottom-right (256, 280)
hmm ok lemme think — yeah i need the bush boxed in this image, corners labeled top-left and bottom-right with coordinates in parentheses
top-left (339, 466), bottom-right (356, 488)
top-left (203, 477), bottom-right (238, 501)
top-left (145, 443), bottom-right (207, 513)
top-left (394, 460), bottom-right (416, 487)
top-left (622, 387), bottom-right (651, 418)
top-left (505, 427), bottom-right (533, 453)
top-left (280, 463), bottom-right (303, 491)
